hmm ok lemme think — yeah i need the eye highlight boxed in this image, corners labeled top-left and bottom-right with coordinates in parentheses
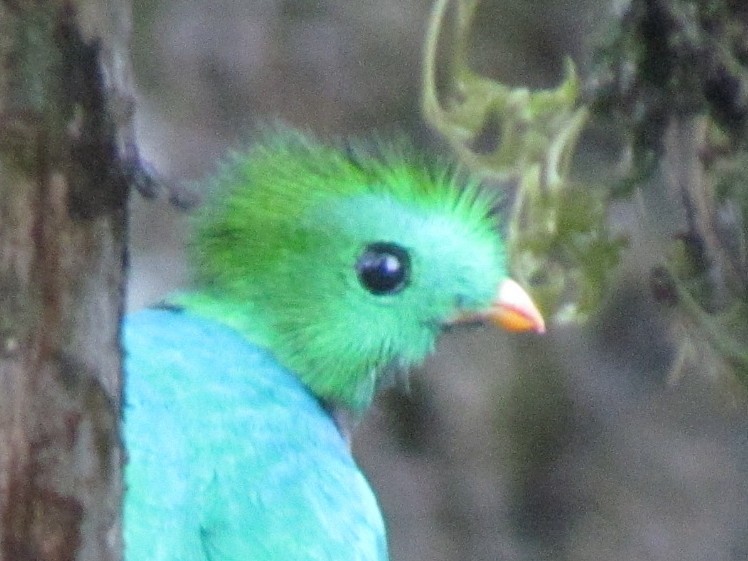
top-left (356, 242), bottom-right (411, 295)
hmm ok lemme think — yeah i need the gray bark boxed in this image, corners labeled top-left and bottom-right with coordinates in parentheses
top-left (0, 1), bottom-right (134, 560)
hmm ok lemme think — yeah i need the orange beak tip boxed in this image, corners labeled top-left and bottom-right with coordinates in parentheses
top-left (445, 279), bottom-right (546, 334)
top-left (493, 279), bottom-right (546, 334)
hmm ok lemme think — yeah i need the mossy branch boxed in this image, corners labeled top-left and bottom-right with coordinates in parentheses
top-left (422, 0), bottom-right (624, 324)
top-left (423, 0), bottom-right (748, 392)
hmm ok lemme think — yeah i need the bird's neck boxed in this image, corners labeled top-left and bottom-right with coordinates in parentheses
top-left (166, 289), bottom-right (381, 414)
top-left (166, 290), bottom-right (274, 352)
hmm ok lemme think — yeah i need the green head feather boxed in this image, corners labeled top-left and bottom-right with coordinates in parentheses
top-left (176, 130), bottom-right (507, 411)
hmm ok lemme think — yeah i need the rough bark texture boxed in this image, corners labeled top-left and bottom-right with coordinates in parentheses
top-left (0, 1), bottom-right (134, 560)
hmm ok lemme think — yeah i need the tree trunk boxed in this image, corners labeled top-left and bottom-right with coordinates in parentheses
top-left (0, 1), bottom-right (134, 560)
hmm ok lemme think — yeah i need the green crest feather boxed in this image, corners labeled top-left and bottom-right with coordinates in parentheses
top-left (174, 129), bottom-right (507, 411)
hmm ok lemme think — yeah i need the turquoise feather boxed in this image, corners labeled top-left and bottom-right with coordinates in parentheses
top-left (124, 309), bottom-right (387, 561)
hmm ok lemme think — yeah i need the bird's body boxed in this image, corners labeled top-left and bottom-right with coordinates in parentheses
top-left (123, 130), bottom-right (544, 561)
top-left (124, 309), bottom-right (386, 561)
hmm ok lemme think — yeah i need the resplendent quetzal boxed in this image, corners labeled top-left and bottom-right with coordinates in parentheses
top-left (123, 130), bottom-right (545, 561)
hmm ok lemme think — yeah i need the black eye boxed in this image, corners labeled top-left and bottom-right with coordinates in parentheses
top-left (356, 242), bottom-right (411, 295)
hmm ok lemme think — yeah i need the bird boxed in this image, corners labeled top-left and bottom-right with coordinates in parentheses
top-left (122, 129), bottom-right (545, 561)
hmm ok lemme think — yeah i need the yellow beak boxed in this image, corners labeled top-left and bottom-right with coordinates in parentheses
top-left (449, 278), bottom-right (546, 334)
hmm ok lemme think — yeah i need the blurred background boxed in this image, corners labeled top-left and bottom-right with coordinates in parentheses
top-left (128, 1), bottom-right (748, 559)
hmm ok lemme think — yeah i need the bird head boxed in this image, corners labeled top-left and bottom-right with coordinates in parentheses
top-left (182, 131), bottom-right (544, 412)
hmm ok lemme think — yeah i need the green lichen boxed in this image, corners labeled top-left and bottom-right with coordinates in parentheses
top-left (422, 0), bottom-right (624, 324)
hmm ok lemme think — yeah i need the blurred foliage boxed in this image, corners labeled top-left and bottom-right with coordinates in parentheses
top-left (591, 0), bottom-right (748, 180)
top-left (665, 121), bottom-right (748, 388)
top-left (590, 0), bottom-right (748, 390)
top-left (424, 0), bottom-right (748, 391)
top-left (422, 0), bottom-right (626, 324)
